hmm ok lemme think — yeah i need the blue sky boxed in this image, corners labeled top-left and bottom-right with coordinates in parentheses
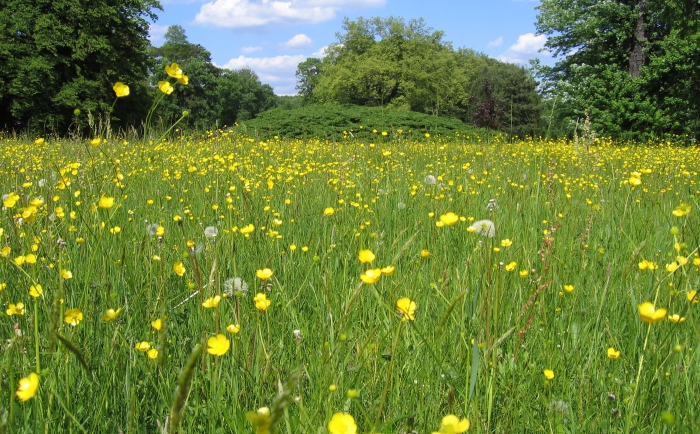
top-left (150, 0), bottom-right (553, 95)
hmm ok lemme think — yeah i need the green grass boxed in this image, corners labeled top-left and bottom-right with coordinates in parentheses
top-left (0, 133), bottom-right (699, 433)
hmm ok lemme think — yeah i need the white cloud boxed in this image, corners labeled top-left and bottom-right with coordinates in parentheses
top-left (148, 24), bottom-right (169, 44)
top-left (241, 46), bottom-right (263, 54)
top-left (498, 33), bottom-right (549, 64)
top-left (281, 34), bottom-right (313, 50)
top-left (487, 36), bottom-right (503, 49)
top-left (311, 45), bottom-right (328, 58)
top-left (195, 0), bottom-right (385, 28)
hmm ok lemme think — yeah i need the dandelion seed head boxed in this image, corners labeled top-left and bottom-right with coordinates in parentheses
top-left (424, 174), bottom-right (437, 185)
top-left (469, 219), bottom-right (495, 237)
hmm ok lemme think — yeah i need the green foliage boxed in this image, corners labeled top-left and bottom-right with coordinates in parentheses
top-left (0, 0), bottom-right (161, 133)
top-left (536, 0), bottom-right (700, 140)
top-left (235, 104), bottom-right (487, 140)
top-left (308, 16), bottom-right (544, 137)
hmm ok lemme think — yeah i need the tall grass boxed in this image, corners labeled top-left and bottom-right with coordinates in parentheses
top-left (0, 132), bottom-right (698, 433)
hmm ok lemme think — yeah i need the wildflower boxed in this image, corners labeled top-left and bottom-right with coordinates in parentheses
top-left (151, 318), bottom-right (163, 330)
top-left (254, 293), bottom-right (271, 311)
top-left (1, 246), bottom-right (11, 256)
top-left (60, 269), bottom-right (72, 279)
top-left (202, 295), bottom-right (221, 308)
top-left (505, 262), bottom-right (517, 272)
top-left (668, 314), bottom-right (685, 323)
top-left (204, 226), bottom-right (218, 239)
top-left (439, 212), bottom-right (459, 226)
top-left (396, 297), bottom-right (417, 321)
top-left (628, 172), bottom-right (642, 187)
top-left (109, 226), bottom-right (121, 234)
top-left (15, 373), bottom-right (39, 402)
top-left (638, 260), bottom-right (658, 270)
top-left (519, 269), bottom-right (529, 278)
top-left (246, 407), bottom-right (271, 433)
top-left (607, 348), bottom-right (621, 359)
top-left (666, 262), bottom-right (679, 273)
top-left (173, 261), bottom-right (186, 276)
top-left (564, 285), bottom-right (574, 293)
top-left (224, 277), bottom-right (248, 296)
top-left (64, 308), bottom-right (83, 326)
top-left (687, 290), bottom-right (698, 304)
top-left (207, 333), bottom-right (230, 356)
top-left (112, 82), bottom-right (130, 97)
top-left (324, 207), bottom-right (335, 216)
top-left (501, 239), bottom-right (512, 247)
top-left (135, 342), bottom-right (151, 352)
top-left (380, 265), bottom-right (395, 276)
top-left (424, 174), bottom-right (437, 185)
top-left (637, 302), bottom-right (667, 324)
top-left (34, 137), bottom-right (45, 145)
top-left (165, 62), bottom-right (183, 79)
top-left (672, 202), bottom-right (691, 217)
top-left (91, 138), bottom-right (102, 146)
top-left (14, 256), bottom-right (26, 266)
top-left (431, 414), bottom-right (470, 433)
top-left (468, 219), bottom-right (495, 237)
top-left (421, 249), bottom-right (431, 258)
top-left (98, 195), bottom-right (114, 209)
top-left (360, 268), bottom-right (382, 284)
top-left (101, 308), bottom-right (122, 321)
top-left (6, 302), bottom-right (25, 316)
top-left (226, 324), bottom-right (240, 334)
top-left (328, 412), bottom-right (357, 434)
top-left (158, 81), bottom-right (174, 95)
top-left (147, 348), bottom-right (159, 359)
top-left (3, 192), bottom-right (20, 207)
top-left (544, 369), bottom-right (555, 380)
top-left (29, 284), bottom-right (43, 298)
top-left (358, 249), bottom-right (376, 263)
top-left (256, 268), bottom-right (273, 280)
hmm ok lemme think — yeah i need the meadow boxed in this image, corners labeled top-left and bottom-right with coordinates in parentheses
top-left (1, 131), bottom-right (699, 433)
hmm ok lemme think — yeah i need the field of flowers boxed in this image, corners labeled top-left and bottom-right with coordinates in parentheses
top-left (1, 132), bottom-right (699, 433)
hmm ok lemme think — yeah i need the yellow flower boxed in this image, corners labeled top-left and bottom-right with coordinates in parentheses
top-left (98, 194), bottom-right (114, 209)
top-left (254, 293), bottom-right (271, 311)
top-left (501, 239), bottom-right (513, 247)
top-left (324, 207), bottom-right (335, 216)
top-left (147, 348), bottom-right (159, 359)
top-left (112, 81), bottom-right (130, 97)
top-left (101, 308), bottom-right (122, 321)
top-left (431, 414), bottom-right (470, 434)
top-left (628, 173), bottom-right (642, 187)
top-left (64, 308), bottom-right (83, 326)
top-left (156, 226), bottom-right (165, 237)
top-left (360, 268), bottom-right (382, 284)
top-left (158, 80), bottom-right (174, 95)
top-left (6, 302), bottom-right (25, 316)
top-left (420, 249), bottom-right (431, 258)
top-left (34, 137), bottom-right (45, 145)
top-left (173, 261), bottom-right (186, 276)
top-left (358, 249), bottom-right (376, 263)
top-left (1, 246), bottom-right (11, 256)
top-left (91, 138), bottom-right (102, 146)
top-left (256, 268), bottom-right (274, 280)
top-left (327, 412), bottom-right (357, 434)
top-left (202, 295), bottom-right (221, 308)
top-left (14, 256), bottom-right (26, 266)
top-left (687, 290), bottom-right (698, 304)
top-left (519, 269), bottom-right (529, 278)
top-left (672, 202), bottom-right (691, 217)
top-left (226, 323), bottom-right (241, 334)
top-left (109, 226), bottom-right (121, 234)
top-left (15, 372), bottom-right (39, 402)
top-left (396, 297), bottom-right (417, 321)
top-left (135, 341), bottom-right (151, 352)
top-left (176, 74), bottom-right (189, 85)
top-left (637, 302), bottom-right (667, 324)
top-left (29, 284), bottom-right (43, 298)
top-left (439, 212), bottom-right (459, 226)
top-left (165, 62), bottom-right (183, 79)
top-left (607, 347), bottom-right (620, 359)
top-left (151, 318), bottom-right (163, 330)
top-left (638, 260), bottom-right (658, 270)
top-left (666, 262), bottom-right (679, 273)
top-left (564, 284), bottom-right (574, 293)
top-left (505, 261), bottom-right (517, 272)
top-left (380, 265), bottom-right (395, 276)
top-left (544, 369), bottom-right (555, 380)
top-left (3, 192), bottom-right (20, 208)
top-left (60, 269), bottom-right (72, 279)
top-left (668, 314), bottom-right (685, 323)
top-left (207, 333), bottom-right (230, 356)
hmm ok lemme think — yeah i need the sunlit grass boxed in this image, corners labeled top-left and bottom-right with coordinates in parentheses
top-left (1, 132), bottom-right (699, 432)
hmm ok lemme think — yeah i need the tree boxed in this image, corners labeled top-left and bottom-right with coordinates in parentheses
top-left (295, 57), bottom-right (323, 104)
top-left (536, 0), bottom-right (700, 140)
top-left (0, 0), bottom-right (161, 132)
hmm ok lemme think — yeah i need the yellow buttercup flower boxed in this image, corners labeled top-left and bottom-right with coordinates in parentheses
top-left (544, 369), bottom-right (555, 380)
top-left (254, 293), bottom-right (271, 311)
top-left (176, 74), bottom-right (189, 85)
top-left (327, 412), bottom-right (357, 434)
top-left (324, 207), bottom-right (335, 216)
top-left (135, 341), bottom-right (151, 352)
top-left (202, 295), bottom-right (221, 308)
top-left (6, 302), bottom-right (25, 316)
top-left (207, 333), bottom-right (230, 356)
top-left (34, 137), bottom-right (45, 145)
top-left (501, 239), bottom-right (513, 247)
top-left (396, 297), bottom-right (417, 321)
top-left (637, 302), bottom-right (667, 323)
top-left (420, 249), bottom-right (431, 258)
top-left (101, 308), bottom-right (122, 322)
top-left (165, 62), bottom-right (183, 79)
top-left (60, 269), bottom-right (72, 279)
top-left (151, 318), bottom-right (163, 330)
top-left (29, 284), bottom-right (43, 298)
top-left (147, 348), bottom-right (159, 359)
top-left (112, 81), bottom-right (130, 97)
top-left (687, 290), bottom-right (698, 304)
top-left (64, 308), bottom-right (83, 326)
top-left (564, 284), bottom-right (574, 293)
top-left (98, 194), bottom-right (114, 209)
top-left (173, 261), bottom-right (186, 276)
top-left (672, 202), bottom-right (691, 217)
top-left (431, 414), bottom-right (470, 434)
top-left (380, 265), bottom-right (395, 276)
top-left (360, 268), bottom-right (382, 284)
top-left (439, 212), bottom-right (459, 226)
top-left (519, 269), bottom-right (529, 278)
top-left (158, 81), bottom-right (174, 95)
top-left (226, 324), bottom-right (240, 334)
top-left (256, 268), bottom-right (274, 280)
top-left (607, 347), bottom-right (620, 359)
top-left (668, 314), bottom-right (685, 323)
top-left (505, 261), bottom-right (517, 272)
top-left (16, 372), bottom-right (39, 402)
top-left (358, 249), bottom-right (376, 263)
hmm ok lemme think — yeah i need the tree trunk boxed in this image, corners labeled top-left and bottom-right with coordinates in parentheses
top-left (629, 0), bottom-right (647, 77)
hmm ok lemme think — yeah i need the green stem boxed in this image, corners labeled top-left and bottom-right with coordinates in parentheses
top-left (33, 298), bottom-right (41, 373)
top-left (373, 320), bottom-right (404, 431)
